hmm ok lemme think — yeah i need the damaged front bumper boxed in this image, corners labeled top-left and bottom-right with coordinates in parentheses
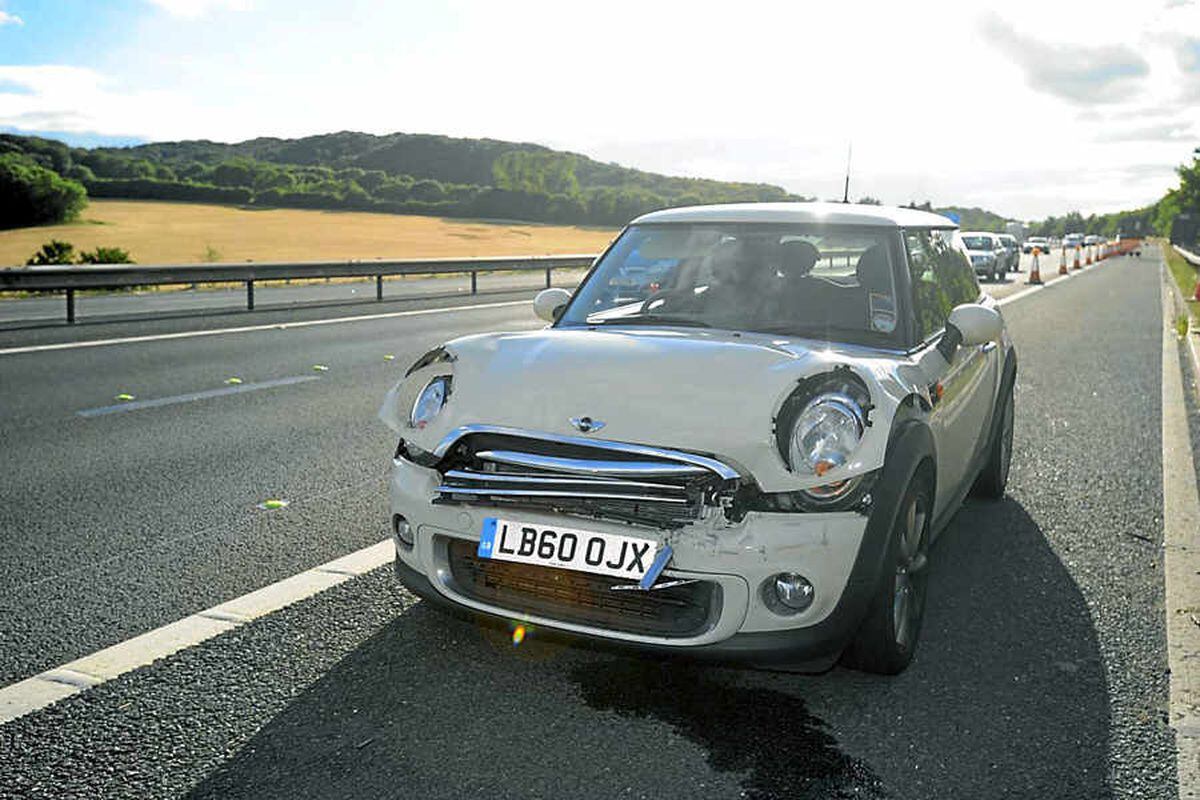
top-left (389, 454), bottom-right (882, 667)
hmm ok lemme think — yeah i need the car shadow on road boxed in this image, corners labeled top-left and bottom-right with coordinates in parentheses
top-left (185, 498), bottom-right (1109, 800)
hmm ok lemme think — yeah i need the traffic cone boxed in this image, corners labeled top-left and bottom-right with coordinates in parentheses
top-left (1058, 247), bottom-right (1068, 275)
top-left (1073, 246), bottom-right (1082, 270)
top-left (1194, 279), bottom-right (1200, 302)
top-left (1029, 250), bottom-right (1044, 284)
top-left (1086, 246), bottom-right (1093, 265)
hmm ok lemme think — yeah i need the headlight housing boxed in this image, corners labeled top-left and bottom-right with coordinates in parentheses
top-left (789, 394), bottom-right (865, 476)
top-left (409, 376), bottom-right (451, 429)
top-left (775, 371), bottom-right (871, 504)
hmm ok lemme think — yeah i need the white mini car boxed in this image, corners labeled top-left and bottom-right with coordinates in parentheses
top-left (381, 203), bottom-right (1016, 674)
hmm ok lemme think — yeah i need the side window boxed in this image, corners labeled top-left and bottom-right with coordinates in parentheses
top-left (904, 229), bottom-right (982, 342)
top-left (905, 230), bottom-right (951, 342)
top-left (931, 231), bottom-right (982, 307)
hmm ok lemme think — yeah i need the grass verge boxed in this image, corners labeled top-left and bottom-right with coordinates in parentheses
top-left (1165, 242), bottom-right (1200, 329)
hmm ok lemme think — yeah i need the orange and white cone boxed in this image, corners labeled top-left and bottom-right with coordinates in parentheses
top-left (1058, 246), bottom-right (1068, 276)
top-left (1086, 246), bottom-right (1093, 265)
top-left (1073, 246), bottom-right (1082, 270)
top-left (1029, 249), bottom-right (1044, 284)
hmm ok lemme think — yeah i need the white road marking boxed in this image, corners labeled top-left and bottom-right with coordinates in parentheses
top-left (77, 375), bottom-right (320, 417)
top-left (0, 299), bottom-right (530, 357)
top-left (1160, 259), bottom-right (1200, 797)
top-left (0, 540), bottom-right (393, 725)
top-left (0, 252), bottom-right (1118, 727)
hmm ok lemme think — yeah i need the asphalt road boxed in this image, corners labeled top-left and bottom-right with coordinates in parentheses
top-left (0, 249), bottom-right (1182, 798)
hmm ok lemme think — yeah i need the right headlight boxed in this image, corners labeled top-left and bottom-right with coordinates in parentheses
top-left (789, 393), bottom-right (865, 475)
top-left (409, 375), bottom-right (452, 429)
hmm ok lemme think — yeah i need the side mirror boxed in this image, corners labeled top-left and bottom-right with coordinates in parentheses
top-left (937, 303), bottom-right (1002, 360)
top-left (533, 287), bottom-right (571, 322)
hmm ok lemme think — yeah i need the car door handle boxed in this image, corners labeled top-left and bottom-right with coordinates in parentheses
top-left (980, 341), bottom-right (997, 353)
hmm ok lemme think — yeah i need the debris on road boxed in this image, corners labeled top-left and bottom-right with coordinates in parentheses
top-left (114, 393), bottom-right (135, 401)
top-left (312, 364), bottom-right (329, 372)
top-left (257, 499), bottom-right (289, 510)
top-left (224, 377), bottom-right (244, 385)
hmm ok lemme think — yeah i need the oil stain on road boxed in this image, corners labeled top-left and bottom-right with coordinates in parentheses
top-left (572, 658), bottom-right (887, 799)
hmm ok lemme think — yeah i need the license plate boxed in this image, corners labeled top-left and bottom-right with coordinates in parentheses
top-left (477, 517), bottom-right (660, 581)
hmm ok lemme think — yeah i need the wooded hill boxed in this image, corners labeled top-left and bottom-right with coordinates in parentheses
top-left (0, 131), bottom-right (802, 227)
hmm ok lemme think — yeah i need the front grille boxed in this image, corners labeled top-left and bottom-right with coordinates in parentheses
top-left (445, 538), bottom-right (718, 637)
top-left (433, 431), bottom-right (737, 529)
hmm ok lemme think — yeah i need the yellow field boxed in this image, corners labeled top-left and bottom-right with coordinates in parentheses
top-left (0, 200), bottom-right (618, 266)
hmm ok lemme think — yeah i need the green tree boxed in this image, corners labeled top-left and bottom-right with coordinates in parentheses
top-left (79, 246), bottom-right (133, 264)
top-left (26, 240), bottom-right (76, 265)
top-left (0, 153), bottom-right (87, 228)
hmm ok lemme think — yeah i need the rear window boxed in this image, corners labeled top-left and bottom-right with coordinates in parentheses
top-left (961, 236), bottom-right (993, 250)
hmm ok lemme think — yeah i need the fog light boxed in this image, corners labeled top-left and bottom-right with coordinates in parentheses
top-left (764, 573), bottom-right (814, 614)
top-left (393, 514), bottom-right (414, 548)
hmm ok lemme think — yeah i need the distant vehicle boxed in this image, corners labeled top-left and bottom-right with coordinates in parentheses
top-left (995, 234), bottom-right (1020, 272)
top-left (1023, 236), bottom-right (1050, 254)
top-left (1063, 233), bottom-right (1085, 249)
top-left (1083, 235), bottom-right (1103, 246)
top-left (960, 231), bottom-right (1004, 282)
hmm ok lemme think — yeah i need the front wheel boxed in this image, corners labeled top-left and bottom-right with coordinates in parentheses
top-left (841, 470), bottom-right (933, 675)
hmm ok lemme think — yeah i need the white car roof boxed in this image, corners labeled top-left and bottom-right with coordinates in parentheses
top-left (960, 230), bottom-right (999, 237)
top-left (632, 202), bottom-right (958, 229)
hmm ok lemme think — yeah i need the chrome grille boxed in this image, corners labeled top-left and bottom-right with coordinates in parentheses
top-left (433, 429), bottom-right (738, 529)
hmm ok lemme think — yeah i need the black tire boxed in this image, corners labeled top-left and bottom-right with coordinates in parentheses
top-left (840, 468), bottom-right (933, 675)
top-left (973, 375), bottom-right (1014, 499)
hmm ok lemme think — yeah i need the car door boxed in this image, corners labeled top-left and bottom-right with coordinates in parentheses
top-left (903, 229), bottom-right (1001, 519)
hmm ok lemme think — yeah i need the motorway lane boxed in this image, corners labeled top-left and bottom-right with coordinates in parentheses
top-left (0, 301), bottom-right (544, 686)
top-left (0, 250), bottom-right (1176, 798)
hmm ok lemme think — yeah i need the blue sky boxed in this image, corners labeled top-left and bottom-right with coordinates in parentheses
top-left (1, 0), bottom-right (1198, 219)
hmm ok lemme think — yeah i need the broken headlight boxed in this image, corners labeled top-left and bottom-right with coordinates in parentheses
top-left (409, 376), bottom-right (451, 429)
top-left (776, 371), bottom-right (871, 503)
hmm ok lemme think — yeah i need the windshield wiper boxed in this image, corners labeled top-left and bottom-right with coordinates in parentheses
top-left (586, 314), bottom-right (711, 328)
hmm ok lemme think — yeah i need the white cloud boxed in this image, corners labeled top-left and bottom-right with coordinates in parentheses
top-left (0, 10), bottom-right (23, 26)
top-left (144, 0), bottom-right (249, 18)
top-left (0, 65), bottom-right (202, 141)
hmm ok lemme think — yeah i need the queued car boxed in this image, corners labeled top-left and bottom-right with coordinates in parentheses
top-left (959, 231), bottom-right (1005, 281)
top-left (1023, 236), bottom-right (1051, 255)
top-left (381, 202), bottom-right (1017, 675)
top-left (1063, 233), bottom-right (1085, 250)
top-left (1084, 235), bottom-right (1103, 247)
top-left (995, 233), bottom-right (1021, 272)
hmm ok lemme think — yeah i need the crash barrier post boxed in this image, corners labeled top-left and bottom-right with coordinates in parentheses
top-left (1029, 248), bottom-right (1044, 284)
top-left (1073, 246), bottom-right (1082, 270)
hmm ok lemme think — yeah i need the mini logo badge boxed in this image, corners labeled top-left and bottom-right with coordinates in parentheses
top-left (570, 416), bottom-right (605, 434)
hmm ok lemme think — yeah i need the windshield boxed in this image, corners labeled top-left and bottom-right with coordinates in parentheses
top-left (557, 223), bottom-right (901, 345)
top-left (961, 236), bottom-right (993, 250)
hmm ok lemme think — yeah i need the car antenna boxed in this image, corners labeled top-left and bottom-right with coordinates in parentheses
top-left (842, 142), bottom-right (852, 204)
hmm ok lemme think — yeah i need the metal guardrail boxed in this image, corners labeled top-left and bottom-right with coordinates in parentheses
top-left (1175, 245), bottom-right (1200, 267)
top-left (0, 253), bottom-right (598, 323)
